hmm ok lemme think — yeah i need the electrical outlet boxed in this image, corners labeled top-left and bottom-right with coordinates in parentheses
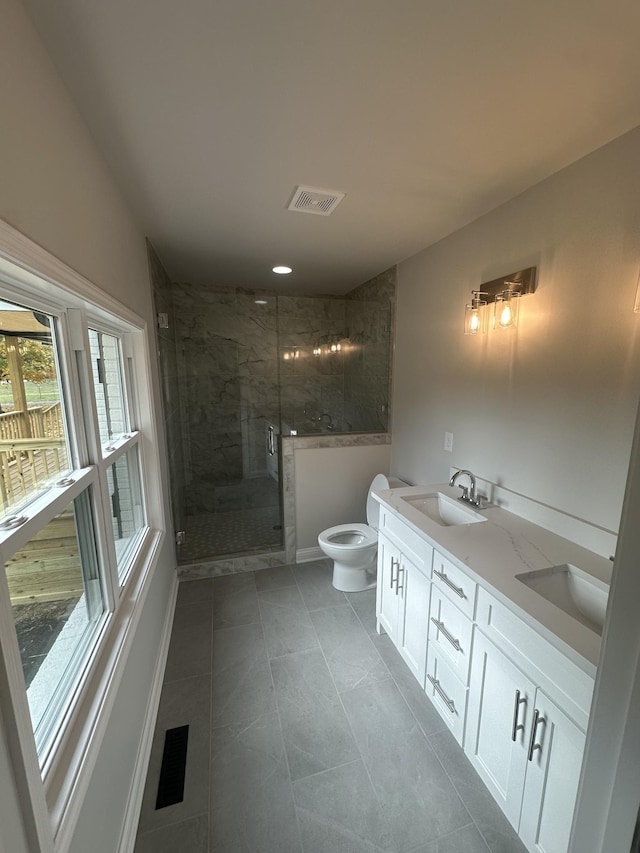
top-left (444, 432), bottom-right (454, 452)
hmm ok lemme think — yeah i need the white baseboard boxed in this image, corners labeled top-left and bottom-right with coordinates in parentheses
top-left (117, 572), bottom-right (179, 853)
top-left (296, 546), bottom-right (325, 563)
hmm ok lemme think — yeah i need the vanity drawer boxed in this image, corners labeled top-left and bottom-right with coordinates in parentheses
top-left (379, 509), bottom-right (432, 575)
top-left (428, 587), bottom-right (474, 685)
top-left (431, 550), bottom-right (477, 620)
top-left (425, 645), bottom-right (468, 745)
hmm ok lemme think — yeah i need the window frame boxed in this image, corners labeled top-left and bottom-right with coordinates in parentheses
top-left (0, 219), bottom-right (167, 853)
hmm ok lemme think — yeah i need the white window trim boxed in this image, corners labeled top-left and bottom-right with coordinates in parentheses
top-left (0, 219), bottom-right (168, 852)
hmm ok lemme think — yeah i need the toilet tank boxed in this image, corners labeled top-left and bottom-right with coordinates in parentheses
top-left (366, 474), bottom-right (407, 530)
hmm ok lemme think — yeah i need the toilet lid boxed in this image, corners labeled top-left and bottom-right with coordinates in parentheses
top-left (366, 473), bottom-right (391, 530)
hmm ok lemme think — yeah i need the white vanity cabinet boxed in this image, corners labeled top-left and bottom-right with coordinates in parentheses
top-left (376, 511), bottom-right (433, 684)
top-left (466, 630), bottom-right (585, 853)
top-left (373, 494), bottom-right (597, 853)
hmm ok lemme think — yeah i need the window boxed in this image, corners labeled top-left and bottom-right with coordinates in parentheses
top-left (0, 285), bottom-right (154, 774)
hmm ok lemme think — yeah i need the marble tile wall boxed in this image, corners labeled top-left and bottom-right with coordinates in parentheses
top-left (147, 241), bottom-right (185, 538)
top-left (277, 294), bottom-right (347, 433)
top-left (171, 285), bottom-right (280, 514)
top-left (167, 270), bottom-right (394, 523)
top-left (344, 266), bottom-right (395, 434)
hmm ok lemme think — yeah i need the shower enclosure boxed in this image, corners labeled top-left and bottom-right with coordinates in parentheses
top-left (150, 250), bottom-right (395, 565)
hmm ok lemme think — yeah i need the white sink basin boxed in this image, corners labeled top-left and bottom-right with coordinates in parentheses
top-left (516, 564), bottom-right (609, 635)
top-left (402, 492), bottom-right (488, 526)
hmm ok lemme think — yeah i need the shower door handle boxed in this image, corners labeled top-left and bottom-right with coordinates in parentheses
top-left (267, 425), bottom-right (275, 456)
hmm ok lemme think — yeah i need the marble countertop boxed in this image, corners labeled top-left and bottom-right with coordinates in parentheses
top-left (373, 484), bottom-right (613, 675)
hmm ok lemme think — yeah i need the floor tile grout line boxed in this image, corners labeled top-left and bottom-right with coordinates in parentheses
top-left (257, 582), bottom-right (306, 853)
top-left (289, 756), bottom-right (365, 786)
top-left (403, 820), bottom-right (486, 853)
top-left (135, 809), bottom-right (211, 840)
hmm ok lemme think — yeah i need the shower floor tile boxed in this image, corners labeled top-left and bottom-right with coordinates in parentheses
top-left (180, 505), bottom-right (282, 562)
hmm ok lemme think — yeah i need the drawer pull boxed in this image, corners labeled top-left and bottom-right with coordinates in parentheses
top-left (527, 708), bottom-right (545, 761)
top-left (433, 568), bottom-right (466, 599)
top-left (426, 673), bottom-right (456, 714)
top-left (390, 556), bottom-right (399, 589)
top-left (511, 689), bottom-right (526, 742)
top-left (430, 617), bottom-right (461, 651)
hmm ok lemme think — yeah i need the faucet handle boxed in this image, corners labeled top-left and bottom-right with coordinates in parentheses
top-left (458, 484), bottom-right (470, 501)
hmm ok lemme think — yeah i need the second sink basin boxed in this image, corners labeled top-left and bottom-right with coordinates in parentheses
top-left (402, 492), bottom-right (488, 526)
top-left (515, 564), bottom-right (609, 635)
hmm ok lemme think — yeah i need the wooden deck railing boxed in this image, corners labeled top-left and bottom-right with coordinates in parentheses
top-left (0, 402), bottom-right (77, 606)
top-left (0, 402), bottom-right (63, 443)
top-left (0, 437), bottom-right (68, 509)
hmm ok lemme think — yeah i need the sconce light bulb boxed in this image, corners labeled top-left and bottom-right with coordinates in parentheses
top-left (469, 311), bottom-right (480, 334)
top-left (499, 304), bottom-right (512, 327)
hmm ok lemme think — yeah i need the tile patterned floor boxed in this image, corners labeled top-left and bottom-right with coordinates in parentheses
top-left (180, 505), bottom-right (282, 563)
top-left (134, 560), bottom-right (528, 853)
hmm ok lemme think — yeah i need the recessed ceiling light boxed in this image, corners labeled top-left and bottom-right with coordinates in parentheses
top-left (272, 265), bottom-right (292, 275)
top-left (254, 299), bottom-right (268, 305)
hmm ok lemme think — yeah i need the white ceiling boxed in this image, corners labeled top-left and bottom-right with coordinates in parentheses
top-left (21, 0), bottom-right (640, 295)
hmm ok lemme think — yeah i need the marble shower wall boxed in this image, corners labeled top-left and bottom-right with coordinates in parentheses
top-left (344, 267), bottom-right (395, 433)
top-left (147, 241), bottom-right (185, 536)
top-left (278, 294), bottom-right (347, 433)
top-left (171, 284), bottom-right (280, 514)
top-left (169, 270), bottom-right (394, 516)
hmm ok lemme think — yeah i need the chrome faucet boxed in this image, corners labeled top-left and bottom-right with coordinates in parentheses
top-left (449, 469), bottom-right (481, 507)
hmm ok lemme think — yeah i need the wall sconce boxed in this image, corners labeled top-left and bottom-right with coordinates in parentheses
top-left (464, 267), bottom-right (536, 334)
top-left (464, 291), bottom-right (488, 335)
top-left (329, 341), bottom-right (342, 353)
top-left (312, 345), bottom-right (322, 357)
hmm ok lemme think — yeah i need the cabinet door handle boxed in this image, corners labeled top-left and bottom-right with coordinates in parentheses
top-left (430, 617), bottom-right (461, 651)
top-left (390, 556), bottom-right (399, 589)
top-left (511, 689), bottom-right (526, 742)
top-left (426, 673), bottom-right (456, 714)
top-left (527, 708), bottom-right (545, 761)
top-left (433, 568), bottom-right (466, 599)
top-left (395, 565), bottom-right (404, 594)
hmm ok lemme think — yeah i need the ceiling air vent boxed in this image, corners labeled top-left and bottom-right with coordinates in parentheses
top-left (287, 185), bottom-right (346, 217)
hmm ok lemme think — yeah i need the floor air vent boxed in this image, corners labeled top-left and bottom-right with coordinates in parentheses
top-left (287, 185), bottom-right (346, 216)
top-left (155, 725), bottom-right (189, 809)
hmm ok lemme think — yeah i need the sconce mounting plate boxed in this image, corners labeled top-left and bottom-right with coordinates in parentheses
top-left (480, 267), bottom-right (536, 304)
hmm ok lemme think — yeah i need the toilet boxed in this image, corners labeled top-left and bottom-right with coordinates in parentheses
top-left (318, 473), bottom-right (406, 592)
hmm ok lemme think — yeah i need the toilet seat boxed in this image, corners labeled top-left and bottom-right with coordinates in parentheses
top-left (318, 523), bottom-right (377, 549)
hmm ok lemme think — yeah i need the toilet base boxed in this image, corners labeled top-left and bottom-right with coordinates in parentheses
top-left (331, 559), bottom-right (377, 593)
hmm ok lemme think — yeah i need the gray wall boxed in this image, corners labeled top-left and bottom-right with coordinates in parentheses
top-left (391, 126), bottom-right (640, 535)
top-left (0, 0), bottom-right (177, 850)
